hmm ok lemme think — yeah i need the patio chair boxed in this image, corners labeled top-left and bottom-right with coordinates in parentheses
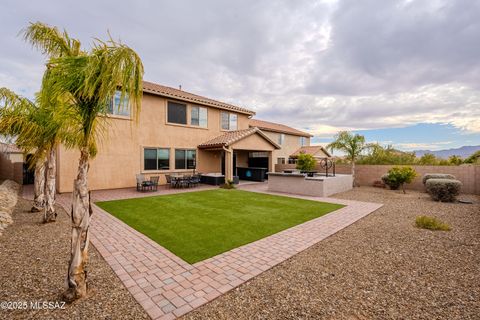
top-left (165, 174), bottom-right (174, 189)
top-left (150, 176), bottom-right (159, 191)
top-left (189, 174), bottom-right (201, 187)
top-left (136, 174), bottom-right (147, 192)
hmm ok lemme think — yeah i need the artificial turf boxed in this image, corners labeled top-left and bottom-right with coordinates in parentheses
top-left (96, 189), bottom-right (344, 264)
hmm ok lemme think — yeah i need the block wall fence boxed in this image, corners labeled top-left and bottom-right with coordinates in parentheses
top-left (274, 163), bottom-right (480, 195)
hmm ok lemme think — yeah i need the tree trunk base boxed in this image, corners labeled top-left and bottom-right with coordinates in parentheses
top-left (43, 212), bottom-right (57, 223)
top-left (30, 206), bottom-right (43, 213)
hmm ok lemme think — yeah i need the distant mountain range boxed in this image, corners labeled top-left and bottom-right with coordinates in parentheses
top-left (413, 145), bottom-right (480, 159)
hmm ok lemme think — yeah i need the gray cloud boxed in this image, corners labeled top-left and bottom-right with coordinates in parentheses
top-left (0, 0), bottom-right (479, 138)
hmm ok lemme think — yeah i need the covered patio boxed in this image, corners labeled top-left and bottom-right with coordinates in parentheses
top-left (196, 127), bottom-right (281, 184)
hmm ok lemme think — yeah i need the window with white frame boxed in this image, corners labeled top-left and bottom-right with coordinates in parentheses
top-left (108, 90), bottom-right (130, 116)
top-left (144, 148), bottom-right (170, 170)
top-left (278, 133), bottom-right (285, 145)
top-left (277, 157), bottom-right (285, 165)
top-left (191, 106), bottom-right (208, 127)
top-left (221, 112), bottom-right (238, 130)
top-left (299, 136), bottom-right (307, 146)
top-left (175, 149), bottom-right (196, 169)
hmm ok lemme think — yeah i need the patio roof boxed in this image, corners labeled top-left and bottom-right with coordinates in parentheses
top-left (143, 81), bottom-right (255, 116)
top-left (198, 127), bottom-right (281, 150)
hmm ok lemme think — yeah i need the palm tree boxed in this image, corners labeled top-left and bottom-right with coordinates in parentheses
top-left (0, 89), bottom-right (46, 212)
top-left (328, 131), bottom-right (370, 187)
top-left (0, 87), bottom-right (69, 222)
top-left (33, 23), bottom-right (144, 300)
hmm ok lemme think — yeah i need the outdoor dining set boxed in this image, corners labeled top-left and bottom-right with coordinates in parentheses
top-left (136, 173), bottom-right (201, 192)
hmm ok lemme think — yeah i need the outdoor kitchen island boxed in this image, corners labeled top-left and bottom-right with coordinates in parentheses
top-left (267, 172), bottom-right (353, 197)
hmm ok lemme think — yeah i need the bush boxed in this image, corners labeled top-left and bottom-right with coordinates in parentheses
top-left (422, 173), bottom-right (456, 185)
top-left (296, 153), bottom-right (316, 172)
top-left (415, 216), bottom-right (451, 231)
top-left (425, 178), bottom-right (462, 202)
top-left (219, 179), bottom-right (235, 189)
top-left (381, 166), bottom-right (417, 193)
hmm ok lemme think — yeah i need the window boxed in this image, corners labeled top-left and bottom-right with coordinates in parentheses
top-left (299, 136), bottom-right (307, 146)
top-left (175, 149), bottom-right (196, 169)
top-left (144, 148), bottom-right (170, 170)
top-left (277, 157), bottom-right (285, 165)
top-left (108, 90), bottom-right (130, 116)
top-left (288, 158), bottom-right (297, 164)
top-left (221, 112), bottom-right (238, 130)
top-left (278, 134), bottom-right (285, 145)
top-left (191, 106), bottom-right (208, 127)
top-left (167, 101), bottom-right (187, 124)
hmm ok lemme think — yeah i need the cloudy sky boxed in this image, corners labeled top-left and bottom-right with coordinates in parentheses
top-left (1, 0), bottom-right (479, 151)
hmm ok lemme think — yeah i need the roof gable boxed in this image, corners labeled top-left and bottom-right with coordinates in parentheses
top-left (249, 119), bottom-right (312, 137)
top-left (198, 127), bottom-right (280, 150)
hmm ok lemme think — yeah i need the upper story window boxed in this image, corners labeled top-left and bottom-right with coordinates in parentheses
top-left (144, 148), bottom-right (170, 170)
top-left (221, 112), bottom-right (238, 130)
top-left (167, 101), bottom-right (187, 125)
top-left (108, 90), bottom-right (130, 117)
top-left (191, 106), bottom-right (208, 128)
top-left (278, 133), bottom-right (285, 145)
top-left (299, 136), bottom-right (307, 146)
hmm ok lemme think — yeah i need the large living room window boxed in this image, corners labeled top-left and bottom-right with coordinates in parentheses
top-left (175, 149), bottom-right (196, 169)
top-left (167, 101), bottom-right (187, 125)
top-left (191, 106), bottom-right (208, 127)
top-left (144, 148), bottom-right (170, 170)
top-left (108, 90), bottom-right (130, 116)
top-left (221, 112), bottom-right (238, 130)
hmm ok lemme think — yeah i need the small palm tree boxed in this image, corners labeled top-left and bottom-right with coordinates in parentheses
top-left (0, 89), bottom-right (46, 212)
top-left (328, 131), bottom-right (370, 187)
top-left (0, 87), bottom-right (71, 222)
top-left (32, 22), bottom-right (144, 300)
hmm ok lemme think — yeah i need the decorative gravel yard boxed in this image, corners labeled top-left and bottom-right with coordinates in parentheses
top-left (96, 189), bottom-right (344, 263)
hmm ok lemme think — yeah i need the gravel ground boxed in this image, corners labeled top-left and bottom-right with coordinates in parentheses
top-left (183, 187), bottom-right (480, 320)
top-left (0, 196), bottom-right (150, 320)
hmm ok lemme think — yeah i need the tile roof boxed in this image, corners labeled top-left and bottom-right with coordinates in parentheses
top-left (198, 127), bottom-right (280, 149)
top-left (249, 119), bottom-right (313, 137)
top-left (142, 81), bottom-right (255, 115)
top-left (291, 145), bottom-right (332, 158)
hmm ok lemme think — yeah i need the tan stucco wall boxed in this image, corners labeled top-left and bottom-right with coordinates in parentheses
top-left (230, 133), bottom-right (277, 151)
top-left (260, 131), bottom-right (310, 166)
top-left (57, 93), bottom-right (252, 193)
top-left (0, 152), bottom-right (23, 184)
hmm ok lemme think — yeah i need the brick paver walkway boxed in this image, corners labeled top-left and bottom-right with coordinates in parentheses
top-left (23, 184), bottom-right (382, 319)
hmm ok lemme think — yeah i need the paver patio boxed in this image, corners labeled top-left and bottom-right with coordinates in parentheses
top-left (23, 184), bottom-right (382, 319)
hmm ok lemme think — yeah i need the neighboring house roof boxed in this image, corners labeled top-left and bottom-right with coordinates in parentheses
top-left (290, 145), bottom-right (332, 158)
top-left (198, 127), bottom-right (280, 149)
top-left (142, 81), bottom-right (255, 115)
top-left (0, 142), bottom-right (22, 154)
top-left (249, 119), bottom-right (313, 137)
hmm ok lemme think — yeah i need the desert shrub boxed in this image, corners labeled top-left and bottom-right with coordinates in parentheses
top-left (425, 178), bottom-right (462, 202)
top-left (422, 173), bottom-right (456, 185)
top-left (296, 153), bottom-right (317, 172)
top-left (381, 166), bottom-right (417, 193)
top-left (415, 216), bottom-right (451, 231)
top-left (219, 179), bottom-right (235, 189)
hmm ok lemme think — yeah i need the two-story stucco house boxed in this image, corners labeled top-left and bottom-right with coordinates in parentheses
top-left (55, 81), bottom-right (316, 193)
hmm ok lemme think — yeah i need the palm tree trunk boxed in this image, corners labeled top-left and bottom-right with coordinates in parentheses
top-left (64, 148), bottom-right (92, 302)
top-left (351, 161), bottom-right (356, 187)
top-left (30, 160), bottom-right (46, 212)
top-left (43, 147), bottom-right (57, 222)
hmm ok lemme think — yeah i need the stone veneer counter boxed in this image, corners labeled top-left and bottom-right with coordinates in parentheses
top-left (267, 173), bottom-right (353, 197)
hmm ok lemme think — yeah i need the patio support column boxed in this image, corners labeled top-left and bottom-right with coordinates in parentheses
top-left (223, 147), bottom-right (234, 182)
top-left (268, 151), bottom-right (275, 173)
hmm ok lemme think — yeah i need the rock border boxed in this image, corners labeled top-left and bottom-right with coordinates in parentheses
top-left (0, 180), bottom-right (20, 236)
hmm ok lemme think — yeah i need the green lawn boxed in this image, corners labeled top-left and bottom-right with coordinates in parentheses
top-left (96, 189), bottom-right (344, 264)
